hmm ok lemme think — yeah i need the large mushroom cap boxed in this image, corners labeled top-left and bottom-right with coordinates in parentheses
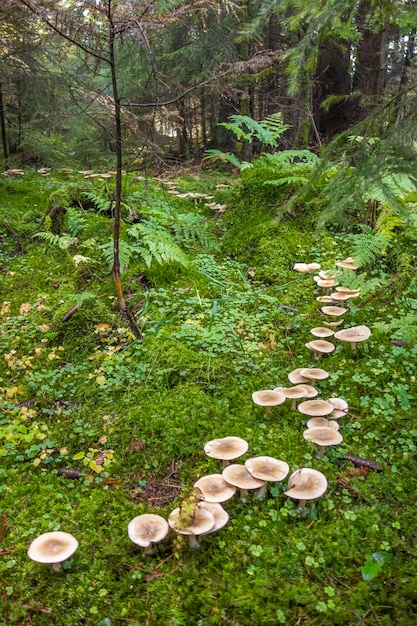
top-left (316, 295), bottom-right (335, 303)
top-left (223, 464), bottom-right (265, 490)
top-left (293, 263), bottom-right (310, 274)
top-left (198, 502), bottom-right (229, 534)
top-left (298, 399), bottom-right (335, 416)
top-left (303, 427), bottom-right (343, 447)
top-left (307, 262), bottom-right (321, 272)
top-left (288, 368), bottom-right (309, 384)
top-left (194, 474), bottom-right (237, 502)
top-left (252, 390), bottom-right (286, 407)
top-left (305, 339), bottom-right (335, 355)
top-left (334, 325), bottom-right (371, 347)
top-left (316, 278), bottom-right (339, 288)
top-left (27, 531), bottom-right (78, 564)
top-left (299, 367), bottom-right (329, 382)
top-left (306, 417), bottom-right (340, 431)
top-left (168, 507), bottom-right (215, 536)
top-left (328, 397), bottom-right (349, 418)
top-left (245, 456), bottom-right (289, 482)
top-left (321, 306), bottom-right (347, 316)
top-left (128, 514), bottom-right (169, 547)
top-left (204, 436), bottom-right (248, 462)
top-left (295, 383), bottom-right (318, 398)
top-left (310, 327), bottom-right (335, 338)
top-left (285, 468), bottom-right (328, 500)
top-left (280, 386), bottom-right (307, 400)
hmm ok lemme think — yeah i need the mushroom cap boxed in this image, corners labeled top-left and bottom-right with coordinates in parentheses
top-left (335, 287), bottom-right (360, 295)
top-left (328, 397), bottom-right (349, 419)
top-left (303, 427), bottom-right (343, 446)
top-left (318, 270), bottom-right (337, 279)
top-left (272, 386), bottom-right (287, 393)
top-left (323, 319), bottom-right (344, 327)
top-left (168, 507), bottom-right (215, 536)
top-left (298, 399), bottom-right (335, 416)
top-left (306, 417), bottom-right (340, 431)
top-left (335, 258), bottom-right (358, 270)
top-left (223, 464), bottom-right (265, 490)
top-left (279, 386), bottom-right (307, 400)
top-left (27, 531), bottom-right (78, 564)
top-left (334, 325), bottom-right (371, 344)
top-left (307, 262), bottom-right (321, 271)
top-left (316, 295), bottom-right (335, 303)
top-left (299, 367), bottom-right (329, 382)
top-left (204, 436), bottom-right (248, 461)
top-left (197, 502), bottom-right (229, 534)
top-left (194, 474), bottom-right (237, 502)
top-left (245, 456), bottom-right (289, 482)
top-left (329, 292), bottom-right (355, 301)
top-left (295, 384), bottom-right (319, 398)
top-left (288, 368), bottom-right (309, 384)
top-left (293, 263), bottom-right (310, 274)
top-left (128, 514), bottom-right (169, 547)
top-left (321, 306), bottom-right (347, 316)
top-left (310, 327), bottom-right (335, 338)
top-left (284, 468), bottom-right (328, 500)
top-left (316, 279), bottom-right (339, 288)
top-left (305, 339), bottom-right (335, 354)
top-left (252, 390), bottom-right (286, 407)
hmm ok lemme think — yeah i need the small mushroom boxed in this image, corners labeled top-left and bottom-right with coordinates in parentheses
top-left (222, 464), bottom-right (265, 502)
top-left (321, 305), bottom-right (347, 317)
top-left (305, 339), bottom-right (335, 359)
top-left (293, 263), bottom-right (310, 274)
top-left (278, 386), bottom-right (308, 410)
top-left (245, 456), bottom-right (289, 498)
top-left (328, 397), bottom-right (349, 418)
top-left (168, 507), bottom-right (215, 548)
top-left (204, 436), bottom-right (249, 468)
top-left (128, 514), bottom-right (169, 553)
top-left (303, 427), bottom-right (343, 459)
top-left (323, 319), bottom-right (345, 328)
top-left (299, 367), bottom-right (329, 385)
top-left (27, 531), bottom-right (79, 572)
top-left (329, 291), bottom-right (358, 302)
top-left (295, 383), bottom-right (318, 398)
top-left (288, 368), bottom-right (309, 385)
top-left (194, 474), bottom-right (237, 503)
top-left (306, 417), bottom-right (340, 430)
top-left (284, 468), bottom-right (328, 511)
top-left (298, 399), bottom-right (335, 417)
top-left (333, 325), bottom-right (371, 350)
top-left (316, 295), bottom-right (334, 303)
top-left (307, 263), bottom-right (321, 272)
top-left (197, 501), bottom-right (229, 534)
top-left (310, 327), bottom-right (335, 338)
top-left (335, 257), bottom-right (358, 270)
top-left (252, 390), bottom-right (286, 413)
top-left (315, 278), bottom-right (339, 290)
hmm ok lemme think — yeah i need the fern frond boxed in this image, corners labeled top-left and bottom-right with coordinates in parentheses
top-left (66, 206), bottom-right (86, 236)
top-left (203, 150), bottom-right (242, 169)
top-left (347, 225), bottom-right (390, 267)
top-left (100, 238), bottom-right (134, 272)
top-left (34, 231), bottom-right (78, 250)
top-left (84, 192), bottom-right (113, 214)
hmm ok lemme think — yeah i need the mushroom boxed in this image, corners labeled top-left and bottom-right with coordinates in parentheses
top-left (204, 436), bottom-right (248, 468)
top-left (310, 327), bottom-right (335, 338)
top-left (316, 295), bottom-right (335, 303)
top-left (305, 339), bottom-right (335, 359)
top-left (298, 399), bottom-right (335, 417)
top-left (288, 368), bottom-right (309, 385)
top-left (306, 417), bottom-right (340, 431)
top-left (197, 501), bottom-right (229, 535)
top-left (303, 427), bottom-right (343, 459)
top-left (194, 474), bottom-right (237, 503)
top-left (252, 390), bottom-right (286, 413)
top-left (335, 287), bottom-right (360, 295)
top-left (168, 507), bottom-right (215, 548)
top-left (245, 456), bottom-right (290, 499)
top-left (127, 514), bottom-right (169, 553)
top-left (299, 368), bottom-right (329, 385)
top-left (284, 468), bottom-right (328, 511)
top-left (333, 325), bottom-right (371, 350)
top-left (330, 291), bottom-right (359, 302)
top-left (323, 319), bottom-right (345, 328)
top-left (293, 263), bottom-right (311, 274)
top-left (315, 278), bottom-right (339, 290)
top-left (278, 386), bottom-right (308, 410)
top-left (295, 383), bottom-right (318, 398)
top-left (318, 270), bottom-right (337, 280)
top-left (27, 531), bottom-right (79, 572)
top-left (222, 464), bottom-right (265, 502)
top-left (335, 257), bottom-right (358, 270)
top-left (307, 263), bottom-right (321, 272)
top-left (328, 397), bottom-right (349, 418)
top-left (321, 306), bottom-right (347, 318)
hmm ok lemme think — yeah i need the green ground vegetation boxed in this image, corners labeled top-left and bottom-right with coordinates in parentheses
top-left (1, 163), bottom-right (417, 626)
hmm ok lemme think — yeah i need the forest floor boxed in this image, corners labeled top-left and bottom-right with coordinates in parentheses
top-left (1, 167), bottom-right (416, 626)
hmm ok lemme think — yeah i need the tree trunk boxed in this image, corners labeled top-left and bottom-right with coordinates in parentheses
top-left (0, 83), bottom-right (9, 169)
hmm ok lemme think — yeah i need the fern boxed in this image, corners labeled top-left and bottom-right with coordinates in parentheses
top-left (170, 213), bottom-right (219, 251)
top-left (374, 312), bottom-right (417, 344)
top-left (100, 238), bottom-right (135, 272)
top-left (34, 231), bottom-right (78, 250)
top-left (203, 150), bottom-right (243, 169)
top-left (128, 219), bottom-right (190, 268)
top-left (66, 206), bottom-right (86, 236)
top-left (84, 192), bottom-right (113, 214)
top-left (347, 225), bottom-right (391, 268)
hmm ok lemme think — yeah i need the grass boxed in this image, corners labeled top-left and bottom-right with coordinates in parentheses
top-left (1, 168), bottom-right (417, 625)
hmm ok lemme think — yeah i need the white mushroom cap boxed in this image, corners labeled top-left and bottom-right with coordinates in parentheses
top-left (334, 325), bottom-right (371, 348)
top-left (335, 287), bottom-right (360, 295)
top-left (194, 474), bottom-right (237, 502)
top-left (318, 270), bottom-right (337, 279)
top-left (168, 507), bottom-right (215, 537)
top-left (307, 263), bottom-right (321, 271)
top-left (329, 292), bottom-right (355, 301)
top-left (128, 514), bottom-right (169, 548)
top-left (280, 386), bottom-right (308, 400)
top-left (321, 306), bottom-right (347, 316)
top-left (245, 456), bottom-right (289, 482)
top-left (284, 468), bottom-right (328, 500)
top-left (303, 427), bottom-right (343, 447)
top-left (252, 390), bottom-right (286, 407)
top-left (328, 397), bottom-right (349, 418)
top-left (27, 531), bottom-right (78, 565)
top-left (204, 436), bottom-right (248, 462)
top-left (316, 295), bottom-right (335, 303)
top-left (335, 258), bottom-right (358, 270)
top-left (298, 399), bottom-right (335, 416)
top-left (305, 339), bottom-right (335, 355)
top-left (310, 327), bottom-right (335, 338)
top-left (316, 279), bottom-right (339, 288)
top-left (323, 319), bottom-right (344, 327)
top-left (197, 502), bottom-right (229, 534)
top-left (299, 367), bottom-right (329, 382)
top-left (288, 368), bottom-right (309, 384)
top-left (295, 384), bottom-right (318, 398)
top-left (306, 417), bottom-right (340, 431)
top-left (223, 464), bottom-right (265, 490)
top-left (293, 263), bottom-right (310, 274)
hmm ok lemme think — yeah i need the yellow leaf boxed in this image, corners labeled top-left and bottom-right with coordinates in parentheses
top-left (33, 458), bottom-right (41, 467)
top-left (60, 447), bottom-right (69, 455)
top-left (73, 451), bottom-right (85, 460)
top-left (98, 435), bottom-right (107, 445)
top-left (89, 460), bottom-right (104, 473)
top-left (96, 375), bottom-right (106, 385)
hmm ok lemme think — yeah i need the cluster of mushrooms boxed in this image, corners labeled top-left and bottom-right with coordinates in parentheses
top-left (26, 255), bottom-right (373, 567)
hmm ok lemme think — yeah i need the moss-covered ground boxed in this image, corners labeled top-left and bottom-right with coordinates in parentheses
top-left (1, 168), bottom-right (416, 626)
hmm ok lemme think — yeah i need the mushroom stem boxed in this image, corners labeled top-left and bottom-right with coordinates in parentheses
top-left (51, 562), bottom-right (63, 572)
top-left (316, 445), bottom-right (325, 459)
top-left (239, 488), bottom-right (249, 502)
top-left (264, 406), bottom-right (272, 414)
top-left (254, 483), bottom-right (268, 499)
top-left (188, 535), bottom-right (200, 548)
top-left (296, 500), bottom-right (308, 513)
top-left (290, 399), bottom-right (297, 410)
top-left (221, 460), bottom-right (230, 468)
top-left (349, 342), bottom-right (357, 350)
top-left (313, 351), bottom-right (322, 359)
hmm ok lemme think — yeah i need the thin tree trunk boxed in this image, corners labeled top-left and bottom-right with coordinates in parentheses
top-left (0, 83), bottom-right (9, 169)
